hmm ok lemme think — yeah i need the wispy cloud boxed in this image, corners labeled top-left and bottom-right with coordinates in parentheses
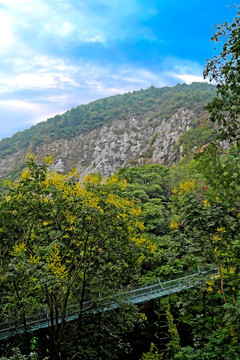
top-left (164, 58), bottom-right (210, 84)
top-left (0, 0), bottom-right (232, 140)
top-left (0, 55), bottom-right (209, 132)
top-left (0, 73), bottom-right (76, 91)
top-left (0, 55), bottom-right (80, 93)
top-left (171, 74), bottom-right (209, 84)
top-left (0, 11), bottom-right (15, 50)
top-left (0, 99), bottom-right (41, 111)
top-left (44, 22), bottom-right (76, 39)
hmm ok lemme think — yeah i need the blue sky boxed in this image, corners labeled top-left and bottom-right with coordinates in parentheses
top-left (0, 0), bottom-right (235, 140)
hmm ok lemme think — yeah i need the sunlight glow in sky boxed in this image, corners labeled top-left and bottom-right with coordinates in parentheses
top-left (0, 0), bottom-right (235, 140)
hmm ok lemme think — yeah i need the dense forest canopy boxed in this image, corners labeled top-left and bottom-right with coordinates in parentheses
top-left (0, 144), bottom-right (240, 359)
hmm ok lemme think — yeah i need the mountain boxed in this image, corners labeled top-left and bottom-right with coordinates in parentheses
top-left (0, 82), bottom-right (216, 180)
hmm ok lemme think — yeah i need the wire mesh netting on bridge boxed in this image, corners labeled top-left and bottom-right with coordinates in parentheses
top-left (0, 268), bottom-right (218, 340)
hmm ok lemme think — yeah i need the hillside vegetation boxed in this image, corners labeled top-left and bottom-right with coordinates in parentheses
top-left (1, 146), bottom-right (240, 360)
top-left (0, 82), bottom-right (215, 159)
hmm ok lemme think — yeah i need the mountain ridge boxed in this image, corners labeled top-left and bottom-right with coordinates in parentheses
top-left (0, 82), bottom-right (216, 180)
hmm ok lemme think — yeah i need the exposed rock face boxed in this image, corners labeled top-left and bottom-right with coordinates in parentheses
top-left (0, 107), bottom-right (193, 179)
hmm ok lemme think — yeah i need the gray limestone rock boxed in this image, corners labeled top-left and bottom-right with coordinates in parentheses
top-left (0, 107), bottom-right (195, 179)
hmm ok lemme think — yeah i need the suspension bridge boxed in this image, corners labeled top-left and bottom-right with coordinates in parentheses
top-left (0, 268), bottom-right (218, 340)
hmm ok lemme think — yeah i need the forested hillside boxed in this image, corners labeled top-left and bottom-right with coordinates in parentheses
top-left (0, 82), bottom-right (217, 183)
top-left (0, 82), bottom-right (215, 159)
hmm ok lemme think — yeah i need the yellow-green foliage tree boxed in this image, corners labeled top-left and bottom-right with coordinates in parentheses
top-left (0, 155), bottom-right (156, 360)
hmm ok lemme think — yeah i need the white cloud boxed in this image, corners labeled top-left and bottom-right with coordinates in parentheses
top-left (112, 67), bottom-right (168, 88)
top-left (32, 56), bottom-right (79, 73)
top-left (0, 99), bottom-right (40, 111)
top-left (1, 74), bottom-right (58, 89)
top-left (170, 73), bottom-right (209, 84)
top-left (81, 33), bottom-right (105, 43)
top-left (0, 0), bottom-right (31, 5)
top-left (39, 94), bottom-right (71, 103)
top-left (0, 11), bottom-right (15, 49)
top-left (59, 22), bottom-right (75, 37)
top-left (0, 54), bottom-right (81, 92)
top-left (0, 0), bottom-right (50, 15)
top-left (0, 59), bottom-right (168, 96)
top-left (162, 58), bottom-right (209, 84)
top-left (0, 98), bottom-right (68, 128)
top-left (43, 21), bottom-right (76, 39)
top-left (0, 73), bottom-right (79, 91)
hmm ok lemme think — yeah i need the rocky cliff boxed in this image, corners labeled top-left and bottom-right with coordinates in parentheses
top-left (0, 107), bottom-right (198, 179)
top-left (0, 83), bottom-right (216, 179)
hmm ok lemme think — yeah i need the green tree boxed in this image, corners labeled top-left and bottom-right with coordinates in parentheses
top-left (117, 164), bottom-right (171, 236)
top-left (169, 153), bottom-right (240, 357)
top-left (204, 5), bottom-right (240, 144)
top-left (69, 302), bottom-right (142, 360)
top-left (141, 343), bottom-right (163, 360)
top-left (0, 155), bottom-right (155, 360)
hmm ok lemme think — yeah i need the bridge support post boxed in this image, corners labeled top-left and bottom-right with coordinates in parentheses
top-left (153, 299), bottom-right (169, 354)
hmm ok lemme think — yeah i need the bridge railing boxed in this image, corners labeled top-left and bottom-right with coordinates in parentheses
top-left (122, 269), bottom-right (217, 301)
top-left (0, 268), bottom-right (218, 340)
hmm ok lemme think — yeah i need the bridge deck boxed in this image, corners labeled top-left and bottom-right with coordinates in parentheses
top-left (0, 268), bottom-right (218, 340)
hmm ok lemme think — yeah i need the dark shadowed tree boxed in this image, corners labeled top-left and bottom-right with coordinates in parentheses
top-left (204, 5), bottom-right (240, 144)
